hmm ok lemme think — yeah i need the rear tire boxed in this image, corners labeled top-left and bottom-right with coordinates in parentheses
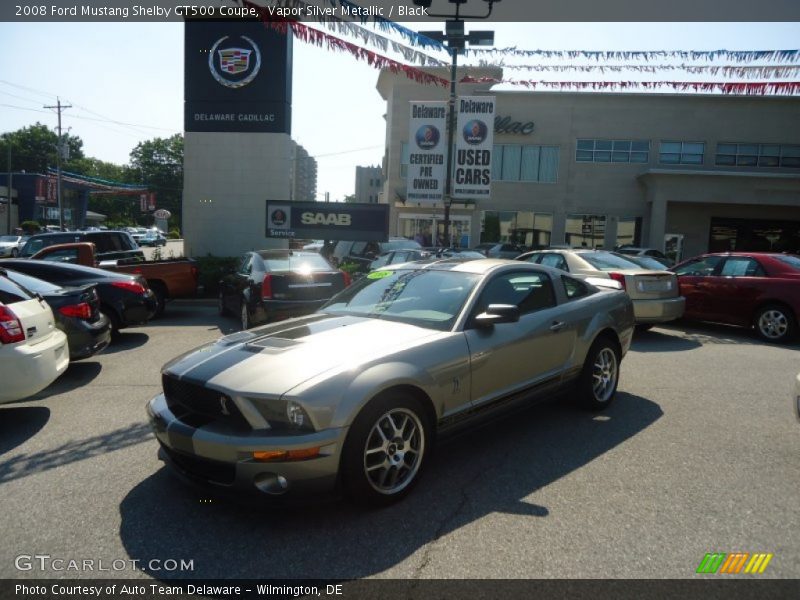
top-left (103, 306), bottom-right (122, 339)
top-left (577, 337), bottom-right (621, 411)
top-left (240, 299), bottom-right (250, 330)
top-left (341, 393), bottom-right (431, 507)
top-left (150, 282), bottom-right (167, 318)
top-left (754, 304), bottom-right (797, 344)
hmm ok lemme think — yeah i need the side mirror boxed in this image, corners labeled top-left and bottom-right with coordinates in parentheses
top-left (474, 303), bottom-right (520, 327)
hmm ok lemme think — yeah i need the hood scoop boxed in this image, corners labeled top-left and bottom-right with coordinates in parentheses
top-left (247, 337), bottom-right (302, 352)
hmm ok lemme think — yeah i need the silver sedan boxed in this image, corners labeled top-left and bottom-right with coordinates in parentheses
top-left (147, 259), bottom-right (634, 506)
top-left (517, 249), bottom-right (685, 327)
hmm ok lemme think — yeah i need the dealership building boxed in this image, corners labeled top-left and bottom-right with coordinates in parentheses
top-left (377, 66), bottom-right (800, 261)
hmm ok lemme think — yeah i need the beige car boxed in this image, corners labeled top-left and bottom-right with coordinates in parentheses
top-left (517, 249), bottom-right (685, 326)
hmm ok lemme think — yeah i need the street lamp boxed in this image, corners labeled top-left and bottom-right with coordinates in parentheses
top-left (416, 0), bottom-right (499, 247)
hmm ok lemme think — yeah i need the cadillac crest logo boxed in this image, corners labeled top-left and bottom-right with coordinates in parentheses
top-left (208, 35), bottom-right (261, 89)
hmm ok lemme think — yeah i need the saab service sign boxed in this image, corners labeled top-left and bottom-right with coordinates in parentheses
top-left (406, 101), bottom-right (446, 204)
top-left (453, 96), bottom-right (495, 199)
top-left (265, 201), bottom-right (389, 242)
top-left (184, 19), bottom-right (292, 133)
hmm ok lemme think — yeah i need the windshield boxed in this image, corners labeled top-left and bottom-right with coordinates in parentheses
top-left (580, 251), bottom-right (644, 271)
top-left (0, 236), bottom-right (20, 243)
top-left (775, 255), bottom-right (800, 271)
top-left (322, 268), bottom-right (480, 331)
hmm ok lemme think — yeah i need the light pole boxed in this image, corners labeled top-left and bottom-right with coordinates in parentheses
top-left (416, 0), bottom-right (498, 246)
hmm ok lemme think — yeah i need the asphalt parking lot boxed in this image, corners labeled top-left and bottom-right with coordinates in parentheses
top-left (1, 306), bottom-right (798, 580)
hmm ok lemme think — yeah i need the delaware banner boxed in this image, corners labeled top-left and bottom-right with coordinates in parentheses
top-left (453, 96), bottom-right (495, 199)
top-left (406, 101), bottom-right (447, 204)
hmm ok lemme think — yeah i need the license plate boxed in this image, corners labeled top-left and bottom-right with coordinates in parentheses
top-left (637, 280), bottom-right (671, 293)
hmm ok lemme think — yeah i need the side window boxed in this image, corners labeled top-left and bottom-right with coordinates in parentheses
top-left (390, 252), bottom-right (410, 265)
top-left (41, 248), bottom-right (79, 263)
top-left (720, 257), bottom-right (766, 277)
top-left (562, 276), bottom-right (591, 300)
top-left (539, 253), bottom-right (569, 271)
top-left (91, 234), bottom-right (113, 253)
top-left (521, 253), bottom-right (541, 264)
top-left (674, 256), bottom-right (722, 276)
top-left (32, 265), bottom-right (69, 284)
top-left (332, 242), bottom-right (350, 261)
top-left (237, 255), bottom-right (252, 275)
top-left (0, 276), bottom-right (32, 304)
top-left (351, 242), bottom-right (367, 257)
top-left (476, 272), bottom-right (556, 316)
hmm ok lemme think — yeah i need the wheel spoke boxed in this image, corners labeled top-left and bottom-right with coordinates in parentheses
top-left (362, 406), bottom-right (426, 495)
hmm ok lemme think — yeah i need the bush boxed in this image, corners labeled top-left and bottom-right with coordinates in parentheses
top-left (194, 255), bottom-right (239, 297)
top-left (20, 221), bottom-right (42, 234)
top-left (168, 228), bottom-right (181, 239)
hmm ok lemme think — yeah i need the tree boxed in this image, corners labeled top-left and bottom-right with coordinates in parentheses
top-left (342, 194), bottom-right (357, 203)
top-left (129, 134), bottom-right (183, 229)
top-left (0, 122), bottom-right (86, 173)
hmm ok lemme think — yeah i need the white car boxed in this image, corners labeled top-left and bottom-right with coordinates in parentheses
top-left (0, 235), bottom-right (26, 258)
top-left (0, 269), bottom-right (70, 404)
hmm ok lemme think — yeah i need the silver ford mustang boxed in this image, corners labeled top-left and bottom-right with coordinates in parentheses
top-left (147, 259), bottom-right (635, 505)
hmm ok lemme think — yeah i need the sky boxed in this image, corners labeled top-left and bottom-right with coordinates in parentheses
top-left (1, 20), bottom-right (799, 203)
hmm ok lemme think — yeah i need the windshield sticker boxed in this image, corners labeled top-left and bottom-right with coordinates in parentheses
top-left (367, 270), bottom-right (393, 280)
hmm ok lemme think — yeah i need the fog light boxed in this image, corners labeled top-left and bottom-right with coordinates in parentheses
top-left (286, 400), bottom-right (306, 428)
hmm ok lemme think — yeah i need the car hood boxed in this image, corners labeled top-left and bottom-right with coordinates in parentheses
top-left (163, 313), bottom-right (443, 396)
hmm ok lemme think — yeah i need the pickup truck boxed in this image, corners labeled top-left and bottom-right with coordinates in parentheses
top-left (30, 242), bottom-right (198, 316)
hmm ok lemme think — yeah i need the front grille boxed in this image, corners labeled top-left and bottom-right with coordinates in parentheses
top-left (161, 444), bottom-right (235, 485)
top-left (162, 374), bottom-right (250, 431)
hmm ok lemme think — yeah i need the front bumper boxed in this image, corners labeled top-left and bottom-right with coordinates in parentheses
top-left (633, 296), bottom-right (686, 324)
top-left (147, 393), bottom-right (347, 499)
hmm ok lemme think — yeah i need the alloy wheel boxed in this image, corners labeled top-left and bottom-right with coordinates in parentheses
top-left (363, 408), bottom-right (425, 495)
top-left (758, 309), bottom-right (788, 340)
top-left (592, 347), bottom-right (618, 403)
top-left (241, 302), bottom-right (250, 330)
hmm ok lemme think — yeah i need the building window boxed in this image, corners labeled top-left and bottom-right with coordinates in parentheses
top-left (492, 145), bottom-right (559, 182)
top-left (576, 139), bottom-right (649, 164)
top-left (481, 211), bottom-right (552, 249)
top-left (566, 215), bottom-right (606, 248)
top-left (715, 143), bottom-right (800, 168)
top-left (659, 141), bottom-right (704, 165)
top-left (616, 217), bottom-right (643, 247)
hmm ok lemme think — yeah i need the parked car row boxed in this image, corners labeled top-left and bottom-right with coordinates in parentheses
top-left (0, 258), bottom-right (159, 405)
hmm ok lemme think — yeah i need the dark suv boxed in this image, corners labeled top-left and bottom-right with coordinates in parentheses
top-left (19, 231), bottom-right (144, 262)
top-left (331, 238), bottom-right (423, 269)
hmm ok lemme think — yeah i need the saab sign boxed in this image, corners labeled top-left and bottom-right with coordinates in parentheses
top-left (184, 19), bottom-right (292, 133)
top-left (265, 201), bottom-right (389, 241)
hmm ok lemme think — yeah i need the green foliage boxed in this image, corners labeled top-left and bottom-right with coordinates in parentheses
top-left (194, 255), bottom-right (239, 297)
top-left (20, 220), bottom-right (42, 234)
top-left (168, 228), bottom-right (181, 239)
top-left (0, 123), bottom-right (85, 173)
top-left (339, 260), bottom-right (367, 275)
top-left (129, 134), bottom-right (184, 229)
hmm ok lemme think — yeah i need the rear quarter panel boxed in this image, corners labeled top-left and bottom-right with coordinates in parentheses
top-left (111, 260), bottom-right (198, 298)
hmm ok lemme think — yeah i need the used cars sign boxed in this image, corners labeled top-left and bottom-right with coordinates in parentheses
top-left (265, 201), bottom-right (389, 241)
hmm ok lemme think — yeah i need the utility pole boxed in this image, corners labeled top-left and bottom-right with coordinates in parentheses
top-left (5, 142), bottom-right (11, 235)
top-left (44, 97), bottom-right (71, 230)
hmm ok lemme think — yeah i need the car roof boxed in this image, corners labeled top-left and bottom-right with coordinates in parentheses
top-left (0, 259), bottom-right (133, 279)
top-left (382, 257), bottom-right (545, 274)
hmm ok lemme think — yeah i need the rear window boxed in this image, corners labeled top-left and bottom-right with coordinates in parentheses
top-left (0, 274), bottom-right (33, 304)
top-left (261, 254), bottom-right (333, 273)
top-left (612, 253), bottom-right (668, 271)
top-left (775, 255), bottom-right (800, 271)
top-left (580, 252), bottom-right (643, 271)
top-left (4, 270), bottom-right (62, 294)
top-left (382, 239), bottom-right (422, 252)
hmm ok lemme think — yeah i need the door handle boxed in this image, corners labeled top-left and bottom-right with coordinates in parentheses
top-left (550, 321), bottom-right (567, 332)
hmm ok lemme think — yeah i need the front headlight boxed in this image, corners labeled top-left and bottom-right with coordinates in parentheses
top-left (249, 397), bottom-right (314, 432)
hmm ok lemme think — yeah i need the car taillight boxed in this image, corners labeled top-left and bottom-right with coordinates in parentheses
top-left (0, 305), bottom-right (25, 344)
top-left (261, 274), bottom-right (273, 299)
top-left (58, 302), bottom-right (93, 320)
top-left (111, 281), bottom-right (147, 294)
top-left (341, 270), bottom-right (352, 287)
top-left (608, 272), bottom-right (627, 290)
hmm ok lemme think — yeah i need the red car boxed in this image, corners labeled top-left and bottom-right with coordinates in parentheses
top-left (671, 253), bottom-right (800, 344)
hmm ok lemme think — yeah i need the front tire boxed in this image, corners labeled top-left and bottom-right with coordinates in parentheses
top-left (341, 393), bottom-right (430, 507)
top-left (754, 304), bottom-right (797, 344)
top-left (577, 337), bottom-right (621, 410)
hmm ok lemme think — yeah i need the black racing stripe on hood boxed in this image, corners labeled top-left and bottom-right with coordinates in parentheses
top-left (167, 346), bottom-right (250, 385)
